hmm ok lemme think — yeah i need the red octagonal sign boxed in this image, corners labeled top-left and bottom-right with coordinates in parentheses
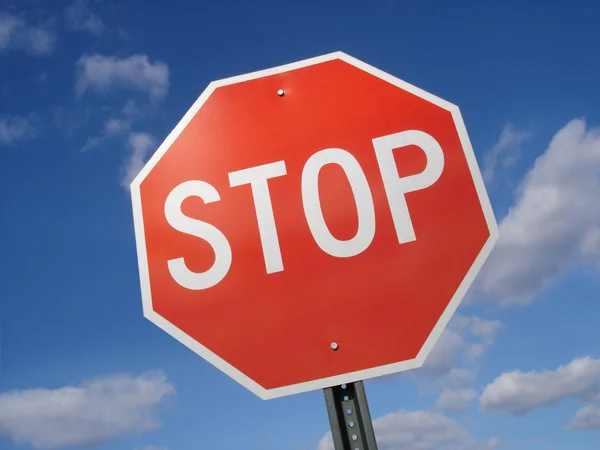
top-left (130, 52), bottom-right (499, 399)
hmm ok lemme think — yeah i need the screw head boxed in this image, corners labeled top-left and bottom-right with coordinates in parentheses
top-left (277, 89), bottom-right (285, 96)
top-left (330, 342), bottom-right (339, 351)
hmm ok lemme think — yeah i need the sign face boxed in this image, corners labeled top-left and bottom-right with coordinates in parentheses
top-left (130, 52), bottom-right (499, 399)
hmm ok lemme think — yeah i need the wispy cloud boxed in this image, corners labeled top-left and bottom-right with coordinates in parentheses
top-left (104, 117), bottom-right (131, 135)
top-left (105, 100), bottom-right (138, 135)
top-left (317, 410), bottom-right (502, 450)
top-left (72, 53), bottom-right (166, 186)
top-left (0, 115), bottom-right (37, 145)
top-left (65, 0), bottom-right (106, 36)
top-left (121, 132), bottom-right (156, 189)
top-left (480, 356), bottom-right (600, 416)
top-left (414, 315), bottom-right (501, 413)
top-left (568, 405), bottom-right (600, 430)
top-left (75, 54), bottom-right (170, 101)
top-left (0, 12), bottom-right (56, 55)
top-left (0, 371), bottom-right (174, 449)
top-left (80, 100), bottom-right (140, 152)
top-left (476, 118), bottom-right (600, 306)
top-left (435, 380), bottom-right (478, 413)
top-left (419, 328), bottom-right (465, 377)
top-left (483, 123), bottom-right (532, 183)
top-left (49, 105), bottom-right (94, 137)
top-left (80, 136), bottom-right (102, 152)
top-left (419, 315), bottom-right (502, 378)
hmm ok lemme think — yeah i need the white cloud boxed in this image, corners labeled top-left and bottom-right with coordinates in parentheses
top-left (419, 316), bottom-right (502, 378)
top-left (463, 318), bottom-right (502, 366)
top-left (106, 100), bottom-right (139, 135)
top-left (0, 371), bottom-right (174, 449)
top-left (469, 317), bottom-right (502, 346)
top-left (121, 132), bottom-right (156, 189)
top-left (413, 317), bottom-right (501, 413)
top-left (436, 388), bottom-right (478, 413)
top-left (442, 369), bottom-right (477, 390)
top-left (568, 405), bottom-right (600, 430)
top-left (465, 343), bottom-right (486, 364)
top-left (122, 99), bottom-right (140, 118)
top-left (0, 12), bottom-right (56, 55)
top-left (65, 0), bottom-right (106, 35)
top-left (477, 118), bottom-right (600, 306)
top-left (480, 356), bottom-right (600, 415)
top-left (435, 369), bottom-right (478, 412)
top-left (581, 227), bottom-right (600, 261)
top-left (0, 116), bottom-right (36, 145)
top-left (420, 329), bottom-right (464, 376)
top-left (317, 410), bottom-right (502, 450)
top-left (81, 136), bottom-right (102, 152)
top-left (483, 123), bottom-right (531, 183)
top-left (105, 118), bottom-right (131, 135)
top-left (80, 101), bottom-right (139, 151)
top-left (75, 54), bottom-right (170, 101)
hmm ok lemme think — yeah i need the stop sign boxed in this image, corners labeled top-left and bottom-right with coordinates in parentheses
top-left (130, 52), bottom-right (499, 399)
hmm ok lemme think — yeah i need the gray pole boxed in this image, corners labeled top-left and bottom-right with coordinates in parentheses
top-left (323, 381), bottom-right (378, 450)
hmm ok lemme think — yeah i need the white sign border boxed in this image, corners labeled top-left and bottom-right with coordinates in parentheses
top-left (130, 51), bottom-right (500, 400)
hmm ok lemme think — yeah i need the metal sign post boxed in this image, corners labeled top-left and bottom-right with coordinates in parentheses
top-left (323, 381), bottom-right (378, 450)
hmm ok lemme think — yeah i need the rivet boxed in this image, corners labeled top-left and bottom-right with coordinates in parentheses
top-left (277, 89), bottom-right (285, 96)
top-left (331, 342), bottom-right (339, 351)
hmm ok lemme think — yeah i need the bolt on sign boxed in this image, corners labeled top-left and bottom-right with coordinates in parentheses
top-left (130, 52), bottom-right (499, 401)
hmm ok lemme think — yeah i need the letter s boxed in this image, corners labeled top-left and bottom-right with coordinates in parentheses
top-left (164, 180), bottom-right (232, 290)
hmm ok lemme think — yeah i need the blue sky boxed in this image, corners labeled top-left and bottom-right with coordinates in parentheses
top-left (1, 0), bottom-right (600, 449)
